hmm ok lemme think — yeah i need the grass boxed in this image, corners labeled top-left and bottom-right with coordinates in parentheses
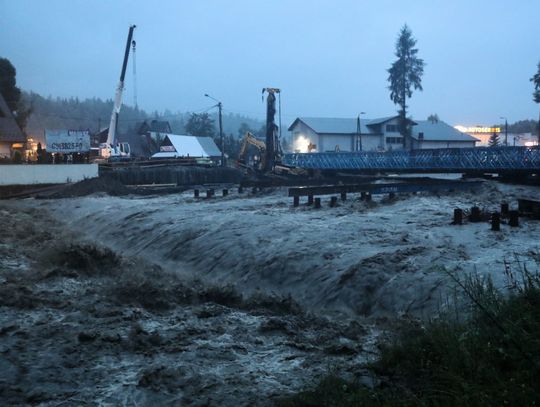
top-left (278, 261), bottom-right (540, 406)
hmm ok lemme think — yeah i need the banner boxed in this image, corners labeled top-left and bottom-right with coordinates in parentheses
top-left (45, 130), bottom-right (91, 153)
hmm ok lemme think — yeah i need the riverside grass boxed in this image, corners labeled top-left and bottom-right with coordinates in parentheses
top-left (279, 264), bottom-right (540, 406)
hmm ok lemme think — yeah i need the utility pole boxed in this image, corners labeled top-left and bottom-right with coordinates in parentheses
top-left (218, 101), bottom-right (224, 167)
top-left (357, 112), bottom-right (366, 151)
top-left (500, 116), bottom-right (508, 146)
top-left (205, 94), bottom-right (225, 167)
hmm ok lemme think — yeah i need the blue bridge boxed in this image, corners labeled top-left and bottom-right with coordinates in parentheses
top-left (282, 146), bottom-right (540, 173)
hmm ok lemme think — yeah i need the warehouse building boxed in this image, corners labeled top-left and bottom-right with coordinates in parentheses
top-left (289, 115), bottom-right (477, 153)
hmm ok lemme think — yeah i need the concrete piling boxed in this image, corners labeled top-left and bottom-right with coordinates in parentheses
top-left (194, 189), bottom-right (200, 198)
top-left (293, 196), bottom-right (300, 207)
top-left (206, 189), bottom-right (214, 199)
top-left (314, 198), bottom-right (321, 209)
top-left (252, 187), bottom-right (257, 194)
top-left (389, 192), bottom-right (396, 199)
top-left (238, 186), bottom-right (244, 194)
top-left (501, 202), bottom-right (509, 216)
top-left (453, 208), bottom-right (463, 225)
top-left (509, 210), bottom-right (519, 227)
top-left (491, 212), bottom-right (501, 231)
top-left (330, 196), bottom-right (338, 207)
top-left (340, 192), bottom-right (347, 201)
top-left (365, 193), bottom-right (372, 202)
top-left (360, 192), bottom-right (366, 201)
top-left (470, 206), bottom-right (481, 222)
top-left (223, 189), bottom-right (228, 197)
top-left (307, 195), bottom-right (314, 205)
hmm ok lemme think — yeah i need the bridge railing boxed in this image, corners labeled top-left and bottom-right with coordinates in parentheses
top-left (282, 146), bottom-right (540, 171)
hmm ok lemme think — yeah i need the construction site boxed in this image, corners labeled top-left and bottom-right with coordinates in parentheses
top-left (2, 8), bottom-right (540, 407)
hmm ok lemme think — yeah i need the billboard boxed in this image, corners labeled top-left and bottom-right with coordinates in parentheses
top-left (45, 130), bottom-right (91, 153)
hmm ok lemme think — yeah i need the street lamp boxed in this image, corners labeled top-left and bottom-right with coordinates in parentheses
top-left (205, 93), bottom-right (225, 167)
top-left (500, 116), bottom-right (508, 146)
top-left (356, 112), bottom-right (366, 151)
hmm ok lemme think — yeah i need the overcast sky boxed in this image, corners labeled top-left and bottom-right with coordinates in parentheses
top-left (2, 0), bottom-right (540, 126)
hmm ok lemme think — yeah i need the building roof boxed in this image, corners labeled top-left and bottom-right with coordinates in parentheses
top-left (137, 120), bottom-right (172, 134)
top-left (288, 116), bottom-right (417, 135)
top-left (152, 134), bottom-right (221, 158)
top-left (412, 120), bottom-right (478, 142)
top-left (0, 91), bottom-right (25, 143)
top-left (289, 117), bottom-right (381, 134)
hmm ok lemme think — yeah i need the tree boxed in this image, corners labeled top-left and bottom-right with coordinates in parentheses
top-left (427, 113), bottom-right (439, 123)
top-left (387, 25), bottom-right (425, 150)
top-left (488, 132), bottom-right (500, 147)
top-left (531, 61), bottom-right (540, 143)
top-left (185, 113), bottom-right (215, 137)
top-left (0, 57), bottom-right (31, 129)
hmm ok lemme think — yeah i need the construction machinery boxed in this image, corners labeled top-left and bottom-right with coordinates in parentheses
top-left (262, 87), bottom-right (282, 172)
top-left (236, 88), bottom-right (305, 176)
top-left (99, 25), bottom-right (136, 160)
top-left (237, 131), bottom-right (267, 171)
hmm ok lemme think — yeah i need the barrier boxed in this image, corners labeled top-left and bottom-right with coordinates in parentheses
top-left (0, 164), bottom-right (98, 185)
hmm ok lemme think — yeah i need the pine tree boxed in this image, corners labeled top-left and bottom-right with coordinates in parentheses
top-left (388, 25), bottom-right (425, 150)
top-left (531, 61), bottom-right (540, 144)
top-left (488, 132), bottom-right (500, 147)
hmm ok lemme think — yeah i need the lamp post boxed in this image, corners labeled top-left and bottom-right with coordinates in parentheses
top-left (205, 93), bottom-right (224, 167)
top-left (356, 112), bottom-right (366, 151)
top-left (500, 116), bottom-right (508, 146)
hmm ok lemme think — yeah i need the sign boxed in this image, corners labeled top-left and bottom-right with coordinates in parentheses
top-left (454, 125), bottom-right (501, 134)
top-left (45, 130), bottom-right (91, 153)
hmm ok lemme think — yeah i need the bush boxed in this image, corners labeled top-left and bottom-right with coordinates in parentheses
top-left (11, 150), bottom-right (22, 163)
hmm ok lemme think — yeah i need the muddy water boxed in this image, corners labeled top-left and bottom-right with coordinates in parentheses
top-left (0, 204), bottom-right (375, 406)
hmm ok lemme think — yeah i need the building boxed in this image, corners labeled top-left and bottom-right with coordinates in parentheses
top-left (134, 119), bottom-right (173, 157)
top-left (0, 91), bottom-right (25, 158)
top-left (151, 134), bottom-right (221, 160)
top-left (453, 125), bottom-right (539, 147)
top-left (288, 116), bottom-right (477, 153)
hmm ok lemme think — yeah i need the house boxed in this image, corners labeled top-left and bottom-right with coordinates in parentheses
top-left (0, 91), bottom-right (26, 158)
top-left (151, 134), bottom-right (221, 160)
top-left (288, 116), bottom-right (477, 153)
top-left (135, 119), bottom-right (173, 156)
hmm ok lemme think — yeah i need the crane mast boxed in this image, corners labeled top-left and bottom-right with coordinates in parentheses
top-left (102, 25), bottom-right (136, 158)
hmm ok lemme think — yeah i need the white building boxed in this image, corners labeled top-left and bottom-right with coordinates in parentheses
top-left (288, 116), bottom-right (477, 153)
top-left (151, 134), bottom-right (221, 159)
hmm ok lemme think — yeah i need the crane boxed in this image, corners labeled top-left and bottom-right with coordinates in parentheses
top-left (100, 25), bottom-right (136, 159)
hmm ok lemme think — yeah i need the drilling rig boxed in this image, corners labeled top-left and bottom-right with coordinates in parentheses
top-left (262, 87), bottom-right (282, 172)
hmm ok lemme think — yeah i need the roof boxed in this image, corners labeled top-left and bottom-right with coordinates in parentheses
top-left (137, 120), bottom-right (171, 134)
top-left (288, 116), bottom-right (414, 134)
top-left (289, 117), bottom-right (382, 134)
top-left (412, 121), bottom-right (478, 142)
top-left (0, 91), bottom-right (25, 142)
top-left (152, 134), bottom-right (221, 158)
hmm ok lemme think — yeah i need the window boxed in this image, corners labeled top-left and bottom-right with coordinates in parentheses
top-left (386, 137), bottom-right (403, 144)
top-left (386, 124), bottom-right (398, 132)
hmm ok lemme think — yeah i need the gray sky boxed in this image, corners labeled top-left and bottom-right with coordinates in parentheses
top-left (2, 0), bottom-right (540, 126)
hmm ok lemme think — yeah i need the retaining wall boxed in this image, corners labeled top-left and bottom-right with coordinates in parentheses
top-left (0, 164), bottom-right (99, 185)
top-left (105, 166), bottom-right (244, 186)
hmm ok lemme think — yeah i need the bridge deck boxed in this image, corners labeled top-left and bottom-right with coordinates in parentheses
top-left (282, 146), bottom-right (540, 173)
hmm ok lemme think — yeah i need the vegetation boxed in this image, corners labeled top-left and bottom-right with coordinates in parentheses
top-left (387, 25), bottom-right (424, 150)
top-left (279, 266), bottom-right (540, 406)
top-left (488, 132), bottom-right (500, 147)
top-left (531, 61), bottom-right (540, 142)
top-left (0, 57), bottom-right (31, 129)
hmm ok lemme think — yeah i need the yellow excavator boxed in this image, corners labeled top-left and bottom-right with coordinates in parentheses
top-left (237, 131), bottom-right (306, 176)
top-left (237, 131), bottom-right (266, 171)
